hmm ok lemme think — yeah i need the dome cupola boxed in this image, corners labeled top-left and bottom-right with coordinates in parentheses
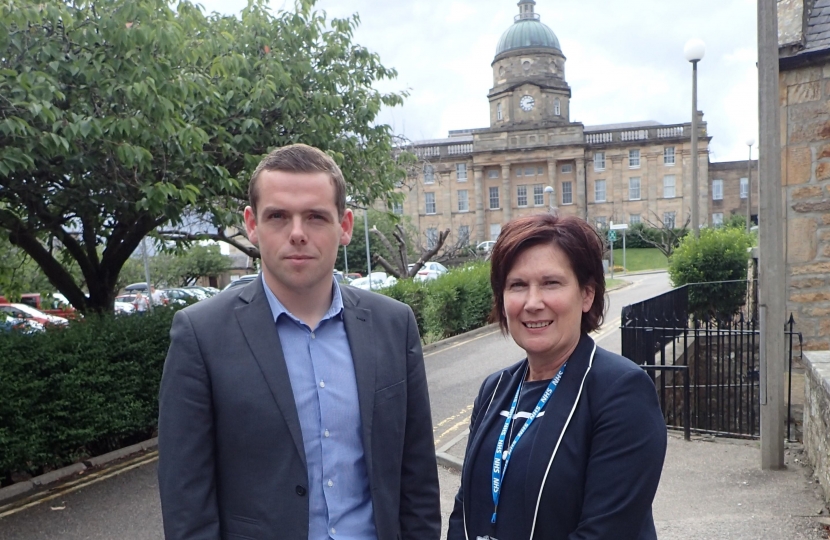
top-left (495, 0), bottom-right (561, 58)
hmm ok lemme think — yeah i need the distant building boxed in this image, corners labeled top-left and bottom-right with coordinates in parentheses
top-left (395, 0), bottom-right (750, 248)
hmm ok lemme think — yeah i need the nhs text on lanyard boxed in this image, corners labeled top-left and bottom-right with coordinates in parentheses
top-left (491, 363), bottom-right (566, 524)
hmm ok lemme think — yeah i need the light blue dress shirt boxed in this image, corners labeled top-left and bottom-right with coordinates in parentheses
top-left (262, 275), bottom-right (377, 540)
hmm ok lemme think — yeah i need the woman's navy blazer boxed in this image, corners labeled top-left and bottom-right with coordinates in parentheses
top-left (447, 334), bottom-right (667, 540)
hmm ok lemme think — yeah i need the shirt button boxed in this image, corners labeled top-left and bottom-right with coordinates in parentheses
top-left (324, 429), bottom-right (330, 438)
top-left (331, 528), bottom-right (336, 534)
top-left (327, 479), bottom-right (333, 487)
top-left (310, 332), bottom-right (316, 339)
top-left (319, 380), bottom-right (325, 388)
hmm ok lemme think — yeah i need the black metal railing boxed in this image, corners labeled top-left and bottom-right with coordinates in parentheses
top-left (621, 280), bottom-right (797, 440)
top-left (641, 364), bottom-right (690, 441)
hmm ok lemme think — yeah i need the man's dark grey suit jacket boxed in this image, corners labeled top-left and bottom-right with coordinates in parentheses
top-left (157, 277), bottom-right (441, 540)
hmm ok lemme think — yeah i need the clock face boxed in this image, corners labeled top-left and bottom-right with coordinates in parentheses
top-left (519, 95), bottom-right (535, 112)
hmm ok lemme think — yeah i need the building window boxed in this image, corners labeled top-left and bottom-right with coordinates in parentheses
top-left (596, 216), bottom-right (607, 229)
top-left (497, 102), bottom-right (503, 121)
top-left (426, 227), bottom-right (438, 249)
top-left (457, 190), bottom-right (469, 212)
top-left (525, 167), bottom-right (534, 176)
top-left (533, 184), bottom-right (544, 205)
top-left (456, 163), bottom-right (467, 181)
top-left (629, 177), bottom-right (641, 200)
top-left (664, 147), bottom-right (675, 166)
top-left (740, 177), bottom-right (748, 199)
top-left (392, 202), bottom-right (403, 215)
top-left (629, 214), bottom-right (641, 225)
top-left (490, 223), bottom-right (501, 241)
top-left (561, 164), bottom-right (573, 173)
top-left (517, 185), bottom-right (528, 207)
top-left (712, 212), bottom-right (724, 226)
top-left (663, 175), bottom-right (676, 198)
top-left (488, 169), bottom-right (499, 179)
top-left (516, 168), bottom-right (523, 177)
top-left (594, 152), bottom-right (606, 171)
top-left (663, 211), bottom-right (676, 229)
top-left (425, 192), bottom-right (436, 215)
top-left (458, 225), bottom-right (470, 246)
top-left (537, 166), bottom-right (544, 175)
top-left (629, 149), bottom-right (640, 168)
top-left (554, 98), bottom-right (561, 116)
top-left (489, 186), bottom-right (500, 209)
top-left (595, 180), bottom-right (606, 202)
top-left (712, 179), bottom-right (723, 201)
top-left (424, 165), bottom-right (435, 184)
top-left (562, 181), bottom-right (573, 205)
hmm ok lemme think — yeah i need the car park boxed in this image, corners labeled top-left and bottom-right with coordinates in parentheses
top-left (124, 282), bottom-right (151, 293)
top-left (348, 272), bottom-right (389, 291)
top-left (0, 316), bottom-right (45, 333)
top-left (476, 241), bottom-right (496, 253)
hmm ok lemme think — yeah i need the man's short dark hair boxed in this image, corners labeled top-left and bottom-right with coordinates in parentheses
top-left (248, 144), bottom-right (347, 219)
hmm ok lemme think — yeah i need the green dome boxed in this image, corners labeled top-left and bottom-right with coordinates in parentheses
top-left (495, 18), bottom-right (561, 56)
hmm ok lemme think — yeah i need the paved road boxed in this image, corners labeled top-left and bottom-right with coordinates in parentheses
top-left (0, 272), bottom-right (671, 540)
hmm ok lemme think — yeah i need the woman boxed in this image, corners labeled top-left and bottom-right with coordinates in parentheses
top-left (448, 214), bottom-right (666, 540)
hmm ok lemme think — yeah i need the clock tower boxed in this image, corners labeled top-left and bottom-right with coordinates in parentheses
top-left (489, 0), bottom-right (572, 129)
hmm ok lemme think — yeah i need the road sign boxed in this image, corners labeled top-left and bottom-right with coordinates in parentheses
top-left (608, 230), bottom-right (617, 243)
top-left (610, 223), bottom-right (629, 230)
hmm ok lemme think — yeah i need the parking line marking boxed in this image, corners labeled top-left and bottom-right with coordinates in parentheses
top-left (424, 330), bottom-right (501, 358)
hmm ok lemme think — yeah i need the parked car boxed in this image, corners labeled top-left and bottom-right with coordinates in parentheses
top-left (124, 282), bottom-right (151, 293)
top-left (333, 271), bottom-right (350, 284)
top-left (184, 285), bottom-right (219, 297)
top-left (223, 274), bottom-right (258, 292)
top-left (345, 272), bottom-right (362, 281)
top-left (0, 303), bottom-right (68, 326)
top-left (113, 300), bottom-right (135, 315)
top-left (476, 241), bottom-right (496, 253)
top-left (160, 288), bottom-right (201, 305)
top-left (0, 316), bottom-right (45, 334)
top-left (408, 261), bottom-right (449, 282)
top-left (348, 272), bottom-right (389, 291)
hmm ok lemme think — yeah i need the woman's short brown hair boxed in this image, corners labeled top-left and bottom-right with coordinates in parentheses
top-left (489, 213), bottom-right (606, 335)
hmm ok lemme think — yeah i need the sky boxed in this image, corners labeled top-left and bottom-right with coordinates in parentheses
top-left (198, 0), bottom-right (760, 162)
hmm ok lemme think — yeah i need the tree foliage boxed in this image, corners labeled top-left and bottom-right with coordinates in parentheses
top-left (668, 227), bottom-right (754, 319)
top-left (0, 0), bottom-right (407, 312)
top-left (118, 244), bottom-right (231, 290)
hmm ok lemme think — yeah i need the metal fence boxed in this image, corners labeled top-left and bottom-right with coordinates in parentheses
top-left (621, 280), bottom-right (801, 439)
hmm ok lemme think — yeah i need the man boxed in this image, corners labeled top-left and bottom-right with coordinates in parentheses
top-left (158, 144), bottom-right (441, 539)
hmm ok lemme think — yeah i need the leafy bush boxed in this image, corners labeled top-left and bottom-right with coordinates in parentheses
top-left (668, 227), bottom-right (754, 318)
top-left (381, 278), bottom-right (429, 337)
top-left (0, 308), bottom-right (177, 484)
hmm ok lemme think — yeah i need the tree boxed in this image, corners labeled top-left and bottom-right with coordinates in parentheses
top-left (117, 244), bottom-right (232, 290)
top-left (334, 208), bottom-right (418, 276)
top-left (668, 227), bottom-right (754, 319)
top-left (628, 214), bottom-right (690, 258)
top-left (0, 0), bottom-right (407, 312)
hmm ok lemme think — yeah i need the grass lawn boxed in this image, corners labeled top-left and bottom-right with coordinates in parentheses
top-left (611, 247), bottom-right (668, 272)
top-left (605, 278), bottom-right (626, 289)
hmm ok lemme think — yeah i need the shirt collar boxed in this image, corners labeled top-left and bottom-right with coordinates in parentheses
top-left (261, 273), bottom-right (344, 326)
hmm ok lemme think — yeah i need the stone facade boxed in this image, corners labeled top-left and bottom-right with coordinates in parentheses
top-left (802, 351), bottom-right (830, 502)
top-left (780, 59), bottom-right (830, 351)
top-left (399, 2), bottom-right (716, 248)
top-left (708, 160), bottom-right (760, 226)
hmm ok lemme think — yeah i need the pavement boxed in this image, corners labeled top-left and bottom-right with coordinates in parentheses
top-left (435, 430), bottom-right (830, 539)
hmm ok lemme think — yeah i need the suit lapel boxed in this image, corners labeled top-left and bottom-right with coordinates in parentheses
top-left (523, 334), bottom-right (595, 520)
top-left (234, 277), bottom-right (307, 468)
top-left (341, 287), bottom-right (377, 481)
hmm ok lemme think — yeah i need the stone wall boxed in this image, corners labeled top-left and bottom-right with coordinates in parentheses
top-left (780, 65), bottom-right (830, 350)
top-left (803, 351), bottom-right (830, 502)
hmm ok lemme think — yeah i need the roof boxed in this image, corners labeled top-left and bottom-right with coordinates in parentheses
top-left (805, 0), bottom-right (830, 52)
top-left (495, 19), bottom-right (561, 57)
top-left (779, 0), bottom-right (830, 60)
top-left (583, 120), bottom-right (663, 132)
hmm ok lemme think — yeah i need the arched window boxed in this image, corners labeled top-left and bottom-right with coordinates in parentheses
top-left (554, 98), bottom-right (561, 116)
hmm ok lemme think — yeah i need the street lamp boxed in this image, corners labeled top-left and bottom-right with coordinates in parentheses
top-left (745, 137), bottom-right (755, 233)
top-left (684, 38), bottom-right (705, 237)
top-left (347, 196), bottom-right (373, 290)
top-left (543, 185), bottom-right (558, 216)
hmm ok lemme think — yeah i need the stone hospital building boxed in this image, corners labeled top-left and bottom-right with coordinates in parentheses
top-left (394, 0), bottom-right (757, 247)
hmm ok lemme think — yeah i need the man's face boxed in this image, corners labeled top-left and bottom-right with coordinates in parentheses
top-left (244, 170), bottom-right (353, 298)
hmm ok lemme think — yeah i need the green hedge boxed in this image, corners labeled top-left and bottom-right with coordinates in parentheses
top-left (0, 307), bottom-right (176, 485)
top-left (382, 262), bottom-right (493, 342)
top-left (0, 263), bottom-right (496, 485)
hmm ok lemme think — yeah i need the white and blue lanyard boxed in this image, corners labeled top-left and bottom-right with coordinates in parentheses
top-left (491, 362), bottom-right (567, 524)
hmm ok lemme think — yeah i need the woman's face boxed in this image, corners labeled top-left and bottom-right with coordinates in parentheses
top-left (503, 243), bottom-right (595, 366)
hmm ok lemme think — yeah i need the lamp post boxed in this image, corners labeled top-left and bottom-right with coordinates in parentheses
top-left (543, 185), bottom-right (558, 216)
top-left (746, 138), bottom-right (755, 233)
top-left (684, 38), bottom-right (705, 237)
top-left (343, 245), bottom-right (349, 274)
top-left (363, 207), bottom-right (372, 290)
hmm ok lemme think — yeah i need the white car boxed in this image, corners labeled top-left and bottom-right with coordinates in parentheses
top-left (0, 303), bottom-right (68, 326)
top-left (477, 241), bottom-right (496, 253)
top-left (409, 262), bottom-right (448, 282)
top-left (349, 272), bottom-right (389, 291)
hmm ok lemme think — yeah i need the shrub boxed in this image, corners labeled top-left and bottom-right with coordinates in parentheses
top-left (668, 227), bottom-right (754, 319)
top-left (0, 307), bottom-right (177, 484)
top-left (381, 278), bottom-right (429, 337)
